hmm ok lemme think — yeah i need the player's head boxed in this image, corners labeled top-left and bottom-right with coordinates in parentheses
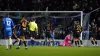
top-left (5, 13), bottom-right (10, 18)
top-left (31, 18), bottom-right (36, 22)
top-left (21, 14), bottom-right (26, 19)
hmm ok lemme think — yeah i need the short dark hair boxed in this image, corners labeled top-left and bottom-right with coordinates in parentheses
top-left (21, 14), bottom-right (25, 18)
top-left (30, 18), bottom-right (36, 22)
top-left (5, 14), bottom-right (10, 17)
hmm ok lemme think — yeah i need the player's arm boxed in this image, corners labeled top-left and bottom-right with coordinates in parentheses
top-left (80, 26), bottom-right (82, 33)
top-left (20, 18), bottom-right (25, 23)
top-left (35, 23), bottom-right (38, 35)
top-left (11, 19), bottom-right (15, 28)
top-left (11, 19), bottom-right (17, 38)
top-left (2, 18), bottom-right (5, 26)
top-left (12, 25), bottom-right (18, 39)
top-left (26, 23), bottom-right (30, 34)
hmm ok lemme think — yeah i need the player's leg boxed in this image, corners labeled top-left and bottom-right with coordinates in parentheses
top-left (44, 37), bottom-right (47, 46)
top-left (44, 32), bottom-right (48, 46)
top-left (52, 38), bottom-right (55, 46)
top-left (13, 31), bottom-right (20, 45)
top-left (76, 33), bottom-right (80, 46)
top-left (22, 31), bottom-right (28, 49)
top-left (30, 31), bottom-right (35, 47)
top-left (72, 38), bottom-right (75, 45)
top-left (30, 37), bottom-right (34, 47)
top-left (4, 30), bottom-right (9, 50)
top-left (13, 38), bottom-right (20, 46)
top-left (13, 35), bottom-right (18, 45)
top-left (90, 37), bottom-right (95, 46)
top-left (13, 40), bottom-right (17, 45)
top-left (76, 34), bottom-right (82, 46)
top-left (72, 33), bottom-right (76, 45)
top-left (80, 39), bottom-right (83, 46)
top-left (74, 39), bottom-right (78, 46)
top-left (71, 38), bottom-right (74, 44)
top-left (8, 35), bottom-right (12, 49)
top-left (94, 33), bottom-right (98, 46)
top-left (5, 37), bottom-right (9, 50)
top-left (48, 34), bottom-right (51, 46)
top-left (93, 38), bottom-right (98, 46)
top-left (16, 36), bottom-right (22, 49)
top-left (50, 32), bottom-right (55, 46)
top-left (90, 33), bottom-right (98, 46)
top-left (48, 38), bottom-right (51, 46)
top-left (76, 39), bottom-right (80, 46)
top-left (73, 34), bottom-right (78, 46)
top-left (23, 36), bottom-right (28, 49)
top-left (74, 37), bottom-right (79, 46)
top-left (6, 31), bottom-right (13, 49)
top-left (47, 31), bottom-right (51, 46)
top-left (16, 30), bottom-right (23, 49)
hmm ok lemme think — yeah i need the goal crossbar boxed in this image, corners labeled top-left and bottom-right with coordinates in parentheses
top-left (0, 11), bottom-right (83, 13)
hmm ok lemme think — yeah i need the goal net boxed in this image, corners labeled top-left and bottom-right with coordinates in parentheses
top-left (0, 11), bottom-right (88, 40)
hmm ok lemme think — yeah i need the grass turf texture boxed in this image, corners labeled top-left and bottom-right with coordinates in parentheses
top-left (0, 46), bottom-right (100, 56)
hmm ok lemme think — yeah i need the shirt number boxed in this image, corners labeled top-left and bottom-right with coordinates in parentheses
top-left (7, 21), bottom-right (11, 26)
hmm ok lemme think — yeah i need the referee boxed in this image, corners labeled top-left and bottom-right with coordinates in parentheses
top-left (28, 18), bottom-right (38, 47)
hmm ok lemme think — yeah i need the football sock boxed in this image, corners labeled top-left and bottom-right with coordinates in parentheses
top-left (18, 40), bottom-right (22, 46)
top-left (71, 40), bottom-right (74, 44)
top-left (91, 41), bottom-right (94, 45)
top-left (53, 40), bottom-right (55, 46)
top-left (13, 40), bottom-right (18, 45)
top-left (5, 39), bottom-right (8, 49)
top-left (75, 41), bottom-right (77, 46)
top-left (95, 41), bottom-right (97, 44)
top-left (48, 41), bottom-right (50, 46)
top-left (44, 41), bottom-right (46, 45)
top-left (23, 41), bottom-right (27, 47)
top-left (31, 40), bottom-right (34, 46)
top-left (80, 40), bottom-right (83, 45)
top-left (77, 41), bottom-right (79, 46)
top-left (9, 38), bottom-right (12, 45)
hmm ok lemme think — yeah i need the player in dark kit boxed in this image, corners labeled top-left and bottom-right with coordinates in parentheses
top-left (44, 22), bottom-right (51, 46)
top-left (72, 25), bottom-right (83, 46)
top-left (90, 19), bottom-right (98, 46)
top-left (12, 24), bottom-right (21, 46)
top-left (16, 16), bottom-right (28, 49)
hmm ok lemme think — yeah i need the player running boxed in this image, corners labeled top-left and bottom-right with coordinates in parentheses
top-left (3, 16), bottom-right (14, 50)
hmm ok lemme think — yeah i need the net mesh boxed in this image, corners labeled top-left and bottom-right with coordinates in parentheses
top-left (0, 11), bottom-right (88, 39)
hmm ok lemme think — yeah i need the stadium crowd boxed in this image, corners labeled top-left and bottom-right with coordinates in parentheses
top-left (0, 0), bottom-right (100, 23)
top-left (0, 0), bottom-right (99, 12)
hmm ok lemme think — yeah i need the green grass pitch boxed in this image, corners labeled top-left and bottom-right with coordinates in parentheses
top-left (0, 46), bottom-right (100, 56)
